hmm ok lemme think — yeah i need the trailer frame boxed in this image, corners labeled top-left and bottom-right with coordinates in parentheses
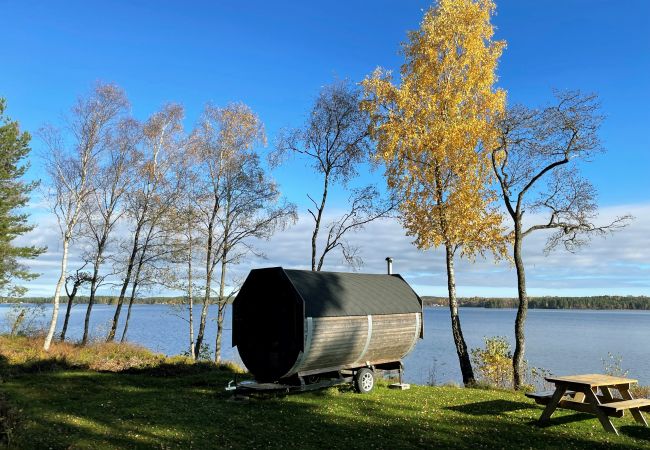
top-left (225, 362), bottom-right (404, 398)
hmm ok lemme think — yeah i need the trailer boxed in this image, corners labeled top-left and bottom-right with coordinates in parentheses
top-left (229, 267), bottom-right (422, 394)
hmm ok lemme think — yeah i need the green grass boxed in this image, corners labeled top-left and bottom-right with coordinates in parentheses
top-left (1, 339), bottom-right (650, 449)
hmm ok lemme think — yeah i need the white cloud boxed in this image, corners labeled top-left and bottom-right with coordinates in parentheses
top-left (12, 201), bottom-right (650, 297)
top-left (242, 202), bottom-right (650, 297)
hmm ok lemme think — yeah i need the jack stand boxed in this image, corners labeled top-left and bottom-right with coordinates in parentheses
top-left (389, 368), bottom-right (410, 390)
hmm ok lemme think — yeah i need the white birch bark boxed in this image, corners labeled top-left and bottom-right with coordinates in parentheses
top-left (43, 237), bottom-right (70, 350)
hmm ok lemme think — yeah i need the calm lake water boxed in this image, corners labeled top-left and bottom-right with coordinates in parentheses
top-left (2, 304), bottom-right (649, 386)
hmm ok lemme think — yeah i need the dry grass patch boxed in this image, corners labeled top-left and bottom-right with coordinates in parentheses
top-left (0, 335), bottom-right (165, 372)
top-left (0, 335), bottom-right (244, 374)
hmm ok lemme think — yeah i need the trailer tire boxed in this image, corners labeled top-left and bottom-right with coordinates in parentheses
top-left (354, 368), bottom-right (375, 394)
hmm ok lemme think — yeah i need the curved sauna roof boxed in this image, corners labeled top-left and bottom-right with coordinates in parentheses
top-left (283, 269), bottom-right (422, 317)
top-left (237, 267), bottom-right (422, 318)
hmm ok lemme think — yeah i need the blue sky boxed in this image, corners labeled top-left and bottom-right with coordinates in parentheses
top-left (2, 0), bottom-right (649, 297)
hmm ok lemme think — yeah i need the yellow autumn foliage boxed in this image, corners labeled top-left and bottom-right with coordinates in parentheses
top-left (362, 0), bottom-right (508, 260)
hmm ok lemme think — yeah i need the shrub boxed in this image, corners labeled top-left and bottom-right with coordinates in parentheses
top-left (470, 336), bottom-right (513, 389)
top-left (601, 352), bottom-right (650, 398)
top-left (601, 352), bottom-right (628, 378)
top-left (180, 342), bottom-right (213, 361)
top-left (525, 366), bottom-right (554, 392)
top-left (2, 304), bottom-right (45, 336)
top-left (631, 384), bottom-right (650, 398)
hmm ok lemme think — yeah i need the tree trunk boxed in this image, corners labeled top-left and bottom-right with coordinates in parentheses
top-left (195, 198), bottom-right (218, 358)
top-left (195, 276), bottom-right (211, 358)
top-left (187, 231), bottom-right (195, 359)
top-left (120, 253), bottom-right (144, 343)
top-left (107, 222), bottom-right (143, 342)
top-left (119, 280), bottom-right (138, 343)
top-left (512, 223), bottom-right (528, 390)
top-left (60, 284), bottom-right (79, 341)
top-left (44, 237), bottom-right (70, 351)
top-left (311, 171), bottom-right (329, 271)
top-left (445, 243), bottom-right (475, 386)
top-left (215, 305), bottom-right (225, 364)
top-left (81, 260), bottom-right (101, 345)
top-left (214, 257), bottom-right (227, 364)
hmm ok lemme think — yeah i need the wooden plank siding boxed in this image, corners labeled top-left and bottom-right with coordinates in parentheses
top-left (297, 316), bottom-right (369, 373)
top-left (291, 312), bottom-right (421, 377)
top-left (362, 313), bottom-right (420, 364)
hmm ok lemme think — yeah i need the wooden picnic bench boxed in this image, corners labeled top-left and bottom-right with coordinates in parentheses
top-left (526, 374), bottom-right (650, 435)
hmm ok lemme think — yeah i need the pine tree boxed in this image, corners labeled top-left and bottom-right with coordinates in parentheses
top-left (0, 98), bottom-right (45, 297)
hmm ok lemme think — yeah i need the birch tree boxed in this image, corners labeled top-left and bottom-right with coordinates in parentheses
top-left (273, 81), bottom-right (392, 271)
top-left (182, 187), bottom-right (200, 359)
top-left (191, 103), bottom-right (266, 358)
top-left (491, 91), bottom-right (632, 389)
top-left (119, 254), bottom-right (159, 342)
top-left (107, 104), bottom-right (184, 342)
top-left (80, 118), bottom-right (134, 344)
top-left (171, 202), bottom-right (199, 358)
top-left (363, 0), bottom-right (507, 386)
top-left (213, 145), bottom-right (296, 362)
top-left (119, 207), bottom-right (178, 342)
top-left (42, 82), bottom-right (129, 351)
top-left (167, 148), bottom-right (201, 358)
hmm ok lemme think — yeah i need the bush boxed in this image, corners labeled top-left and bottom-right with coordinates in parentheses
top-left (601, 352), bottom-right (628, 378)
top-left (601, 352), bottom-right (650, 398)
top-left (471, 336), bottom-right (513, 389)
top-left (2, 304), bottom-right (45, 336)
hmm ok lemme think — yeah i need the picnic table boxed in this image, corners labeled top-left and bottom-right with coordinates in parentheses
top-left (526, 373), bottom-right (650, 435)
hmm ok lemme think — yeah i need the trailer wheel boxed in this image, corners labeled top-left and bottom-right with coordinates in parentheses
top-left (354, 368), bottom-right (375, 394)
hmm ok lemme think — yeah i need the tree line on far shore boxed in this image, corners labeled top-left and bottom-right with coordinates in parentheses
top-left (1, 296), bottom-right (188, 305)
top-left (6, 295), bottom-right (650, 311)
top-left (421, 296), bottom-right (650, 310)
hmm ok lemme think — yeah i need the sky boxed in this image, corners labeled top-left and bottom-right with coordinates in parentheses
top-left (2, 0), bottom-right (649, 297)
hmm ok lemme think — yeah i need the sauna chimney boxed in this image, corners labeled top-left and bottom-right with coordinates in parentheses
top-left (386, 257), bottom-right (393, 275)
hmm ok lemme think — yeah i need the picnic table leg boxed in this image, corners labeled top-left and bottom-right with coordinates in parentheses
top-left (583, 388), bottom-right (618, 435)
top-left (618, 385), bottom-right (648, 427)
top-left (600, 387), bottom-right (614, 403)
top-left (539, 384), bottom-right (568, 423)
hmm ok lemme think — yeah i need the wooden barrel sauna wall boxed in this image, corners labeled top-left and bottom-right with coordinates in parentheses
top-left (233, 267), bottom-right (423, 382)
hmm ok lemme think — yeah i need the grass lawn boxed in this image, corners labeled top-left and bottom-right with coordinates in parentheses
top-left (1, 338), bottom-right (649, 449)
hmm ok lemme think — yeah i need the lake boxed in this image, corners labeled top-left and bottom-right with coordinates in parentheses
top-left (2, 304), bottom-right (649, 386)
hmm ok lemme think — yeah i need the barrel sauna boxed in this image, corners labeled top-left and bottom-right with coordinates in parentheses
top-left (232, 267), bottom-right (422, 383)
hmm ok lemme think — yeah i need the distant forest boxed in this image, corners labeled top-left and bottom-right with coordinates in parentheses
top-left (421, 296), bottom-right (650, 310)
top-left (3, 295), bottom-right (650, 310)
top-left (0, 296), bottom-right (186, 305)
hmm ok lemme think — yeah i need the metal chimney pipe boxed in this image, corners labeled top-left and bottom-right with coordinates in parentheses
top-left (385, 257), bottom-right (393, 275)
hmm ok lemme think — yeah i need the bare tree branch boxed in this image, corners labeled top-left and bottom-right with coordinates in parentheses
top-left (272, 80), bottom-right (387, 270)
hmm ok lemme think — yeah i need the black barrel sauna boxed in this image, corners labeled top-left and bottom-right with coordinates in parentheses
top-left (232, 267), bottom-right (423, 382)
